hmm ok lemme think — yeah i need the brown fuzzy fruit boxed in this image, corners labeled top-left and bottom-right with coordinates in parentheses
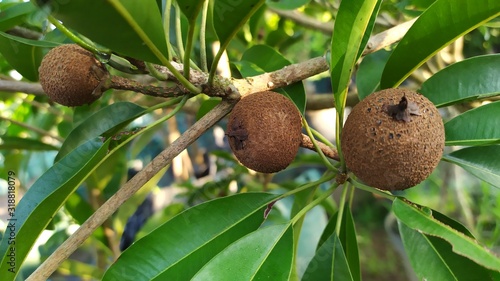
top-left (39, 44), bottom-right (108, 106)
top-left (226, 91), bottom-right (302, 173)
top-left (341, 88), bottom-right (444, 190)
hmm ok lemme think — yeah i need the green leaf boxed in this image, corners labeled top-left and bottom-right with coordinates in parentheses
top-left (0, 2), bottom-right (37, 31)
top-left (398, 221), bottom-right (458, 280)
top-left (102, 193), bottom-right (280, 281)
top-left (0, 136), bottom-right (58, 151)
top-left (330, 0), bottom-right (380, 118)
top-left (420, 54), bottom-right (500, 107)
top-left (356, 49), bottom-right (391, 100)
top-left (213, 0), bottom-right (265, 46)
top-left (393, 198), bottom-right (500, 270)
top-left (302, 233), bottom-right (354, 281)
top-left (192, 224), bottom-right (293, 280)
top-left (317, 205), bottom-right (360, 281)
top-left (56, 102), bottom-right (146, 161)
top-left (0, 139), bottom-right (108, 281)
top-left (399, 222), bottom-right (495, 281)
top-left (175, 0), bottom-right (205, 21)
top-left (238, 44), bottom-right (306, 114)
top-left (266, 0), bottom-right (310, 10)
top-left (48, 0), bottom-right (168, 64)
top-left (426, 235), bottom-right (496, 280)
top-left (444, 101), bottom-right (500, 146)
top-left (196, 98), bottom-right (222, 120)
top-left (381, 0), bottom-right (500, 88)
top-left (0, 31), bottom-right (58, 81)
top-left (442, 145), bottom-right (500, 189)
top-left (356, 0), bottom-right (383, 61)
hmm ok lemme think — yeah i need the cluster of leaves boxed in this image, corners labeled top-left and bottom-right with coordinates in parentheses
top-left (0, 0), bottom-right (500, 280)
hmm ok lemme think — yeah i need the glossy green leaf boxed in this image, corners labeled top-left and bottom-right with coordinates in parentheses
top-left (381, 0), bottom-right (500, 88)
top-left (176, 0), bottom-right (205, 21)
top-left (442, 145), bottom-right (500, 189)
top-left (330, 0), bottom-right (380, 119)
top-left (0, 139), bottom-right (108, 281)
top-left (399, 221), bottom-right (495, 281)
top-left (56, 102), bottom-right (146, 161)
top-left (0, 31), bottom-right (58, 81)
top-left (356, 0), bottom-right (383, 61)
top-left (444, 101), bottom-right (500, 146)
top-left (356, 49), bottom-right (391, 100)
top-left (192, 224), bottom-right (293, 280)
top-left (302, 233), bottom-right (354, 281)
top-left (398, 221), bottom-right (458, 280)
top-left (213, 0), bottom-right (265, 45)
top-left (432, 210), bottom-right (474, 238)
top-left (426, 235), bottom-right (496, 280)
top-left (0, 2), bottom-right (37, 31)
top-left (239, 44), bottom-right (306, 114)
top-left (103, 193), bottom-right (280, 281)
top-left (196, 98), bottom-right (221, 120)
top-left (266, 0), bottom-right (310, 10)
top-left (317, 205), bottom-right (360, 281)
top-left (48, 0), bottom-right (168, 64)
top-left (420, 54), bottom-right (500, 107)
top-left (393, 198), bottom-right (500, 270)
top-left (0, 136), bottom-right (58, 151)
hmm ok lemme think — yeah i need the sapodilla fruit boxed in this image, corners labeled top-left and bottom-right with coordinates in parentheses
top-left (39, 44), bottom-right (108, 106)
top-left (226, 91), bottom-right (302, 173)
top-left (341, 88), bottom-right (444, 190)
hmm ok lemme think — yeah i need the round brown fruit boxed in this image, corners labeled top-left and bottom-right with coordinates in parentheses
top-left (341, 88), bottom-right (444, 190)
top-left (226, 91), bottom-right (302, 173)
top-left (39, 44), bottom-right (108, 106)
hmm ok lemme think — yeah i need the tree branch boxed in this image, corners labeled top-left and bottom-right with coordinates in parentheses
top-left (0, 79), bottom-right (45, 95)
top-left (27, 99), bottom-right (237, 281)
top-left (270, 8), bottom-right (334, 34)
top-left (300, 133), bottom-right (339, 161)
top-left (1, 18), bottom-right (415, 101)
top-left (25, 17), bottom-right (418, 280)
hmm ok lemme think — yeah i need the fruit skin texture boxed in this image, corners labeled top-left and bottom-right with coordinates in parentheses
top-left (226, 91), bottom-right (302, 173)
top-left (341, 88), bottom-right (444, 190)
top-left (39, 44), bottom-right (108, 106)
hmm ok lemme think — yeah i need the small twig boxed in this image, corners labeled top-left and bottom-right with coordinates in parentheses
top-left (0, 79), bottom-right (44, 95)
top-left (300, 133), bottom-right (339, 161)
top-left (109, 76), bottom-right (188, 98)
top-left (0, 116), bottom-right (64, 142)
top-left (270, 8), bottom-right (334, 34)
top-left (233, 57), bottom-right (329, 97)
top-left (26, 100), bottom-right (237, 281)
top-left (363, 18), bottom-right (417, 55)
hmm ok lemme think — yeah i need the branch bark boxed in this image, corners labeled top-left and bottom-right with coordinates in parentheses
top-left (25, 17), bottom-right (418, 279)
top-left (26, 100), bottom-right (236, 281)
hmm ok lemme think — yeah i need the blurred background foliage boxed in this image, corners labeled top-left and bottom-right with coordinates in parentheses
top-left (0, 0), bottom-right (499, 280)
